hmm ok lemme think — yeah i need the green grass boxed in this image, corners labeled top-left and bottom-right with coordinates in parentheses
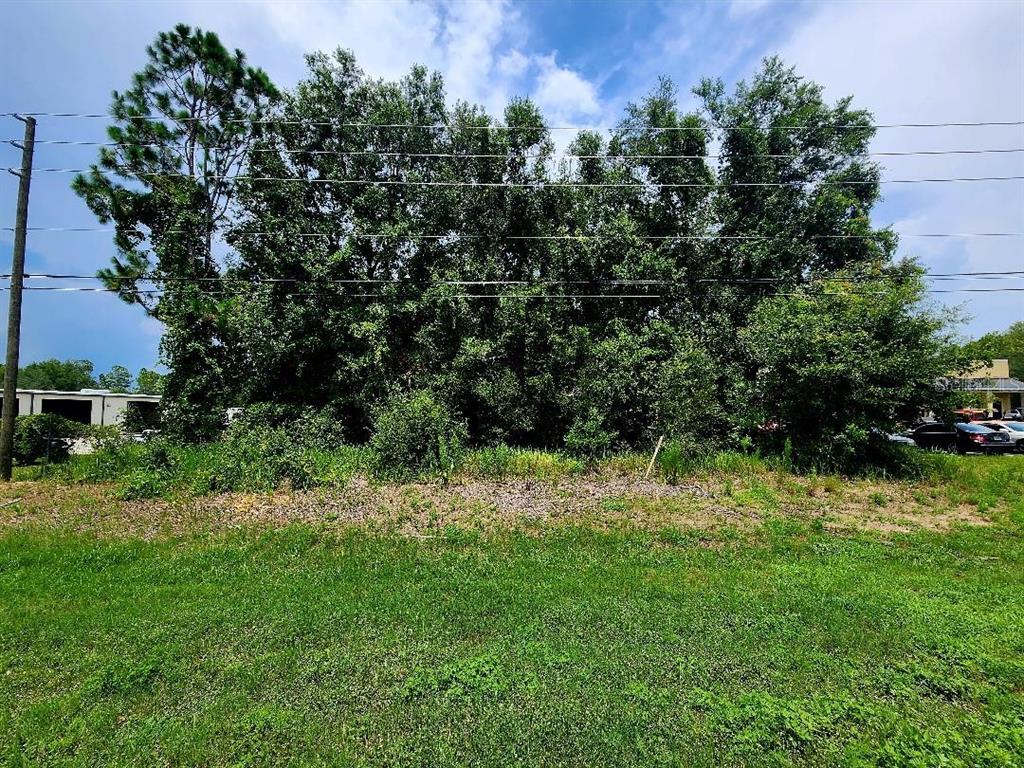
top-left (2, 516), bottom-right (1023, 765)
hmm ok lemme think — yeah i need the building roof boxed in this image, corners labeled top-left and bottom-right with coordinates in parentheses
top-left (14, 388), bottom-right (161, 399)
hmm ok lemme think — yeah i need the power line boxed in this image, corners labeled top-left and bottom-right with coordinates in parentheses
top-left (6, 226), bottom-right (1023, 240)
top-left (9, 137), bottom-right (1024, 160)
top-left (4, 111), bottom-right (1024, 130)
top-left (11, 167), bottom-right (1024, 187)
top-left (7, 271), bottom-right (1024, 286)
top-left (4, 284), bottom-right (1024, 298)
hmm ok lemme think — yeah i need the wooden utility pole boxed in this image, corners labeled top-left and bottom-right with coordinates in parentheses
top-left (0, 115), bottom-right (36, 480)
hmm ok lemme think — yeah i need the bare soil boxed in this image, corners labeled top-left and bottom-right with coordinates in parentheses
top-left (0, 471), bottom-right (994, 540)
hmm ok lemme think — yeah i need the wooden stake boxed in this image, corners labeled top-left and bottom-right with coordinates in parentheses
top-left (645, 435), bottom-right (665, 479)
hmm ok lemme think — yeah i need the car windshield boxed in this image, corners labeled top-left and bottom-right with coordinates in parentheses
top-left (1002, 422), bottom-right (1024, 432)
top-left (957, 423), bottom-right (992, 433)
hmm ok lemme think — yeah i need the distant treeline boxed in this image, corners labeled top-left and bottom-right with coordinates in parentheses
top-left (1, 359), bottom-right (165, 394)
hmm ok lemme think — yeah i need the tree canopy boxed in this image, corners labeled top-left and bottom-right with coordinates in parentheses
top-left (964, 322), bottom-right (1024, 379)
top-left (14, 360), bottom-right (97, 391)
top-left (0, 360), bottom-right (164, 394)
top-left (73, 23), bottom-right (280, 436)
top-left (76, 32), bottom-right (969, 465)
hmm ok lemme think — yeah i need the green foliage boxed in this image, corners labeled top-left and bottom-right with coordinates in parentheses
top-left (97, 364), bottom-right (132, 393)
top-left (657, 438), bottom-right (706, 484)
top-left (231, 403), bottom-right (349, 452)
top-left (16, 359), bottom-right (97, 391)
top-left (964, 321), bottom-right (1024, 379)
top-left (741, 268), bottom-right (968, 472)
top-left (134, 367), bottom-right (166, 395)
top-left (563, 407), bottom-right (617, 460)
top-left (74, 36), bottom-right (966, 471)
top-left (656, 339), bottom-right (731, 446)
top-left (120, 401), bottom-right (161, 434)
top-left (12, 414), bottom-right (86, 465)
top-left (463, 444), bottom-right (516, 479)
top-left (370, 391), bottom-right (467, 481)
top-left (73, 24), bottom-right (280, 442)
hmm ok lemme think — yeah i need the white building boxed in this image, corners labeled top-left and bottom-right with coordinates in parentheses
top-left (4, 389), bottom-right (161, 428)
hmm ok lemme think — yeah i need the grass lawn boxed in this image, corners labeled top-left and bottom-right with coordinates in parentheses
top-left (1, 459), bottom-right (1023, 765)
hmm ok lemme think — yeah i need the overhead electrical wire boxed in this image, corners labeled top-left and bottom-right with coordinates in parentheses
top-left (11, 167), bottom-right (1024, 187)
top-left (8, 137), bottom-right (1024, 161)
top-left (3, 284), bottom-right (1023, 299)
top-left (5, 226), bottom-right (1022, 240)
top-left (4, 113), bottom-right (1020, 303)
top-left (3, 111), bottom-right (1024, 131)
top-left (5, 271), bottom-right (1024, 287)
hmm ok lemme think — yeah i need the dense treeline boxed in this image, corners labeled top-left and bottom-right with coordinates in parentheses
top-left (0, 359), bottom-right (164, 394)
top-left (965, 322), bottom-right (1024, 379)
top-left (74, 25), bottom-right (970, 469)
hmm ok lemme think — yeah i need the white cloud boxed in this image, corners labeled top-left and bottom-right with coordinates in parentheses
top-left (533, 54), bottom-right (602, 119)
top-left (251, 0), bottom-right (441, 83)
top-left (220, 0), bottom-right (607, 131)
top-left (440, 0), bottom-right (510, 109)
top-left (233, 0), bottom-right (605, 124)
top-left (498, 50), bottom-right (530, 78)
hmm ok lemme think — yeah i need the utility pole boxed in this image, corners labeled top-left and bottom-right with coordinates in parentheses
top-left (0, 115), bottom-right (36, 480)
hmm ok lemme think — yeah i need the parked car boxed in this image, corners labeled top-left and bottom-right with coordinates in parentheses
top-left (909, 422), bottom-right (957, 451)
top-left (953, 422), bottom-right (1014, 454)
top-left (871, 427), bottom-right (915, 446)
top-left (1005, 408), bottom-right (1023, 421)
top-left (979, 421), bottom-right (1024, 452)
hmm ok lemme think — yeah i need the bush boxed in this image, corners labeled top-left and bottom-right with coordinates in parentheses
top-left (208, 422), bottom-right (316, 491)
top-left (656, 341), bottom-right (732, 448)
top-left (564, 408), bottom-right (617, 460)
top-left (229, 403), bottom-right (348, 452)
top-left (657, 437), bottom-right (707, 485)
top-left (783, 425), bottom-right (931, 479)
top-left (289, 407), bottom-right (348, 451)
top-left (464, 445), bottom-right (516, 479)
top-left (121, 402), bottom-right (162, 434)
top-left (370, 390), bottom-right (467, 481)
top-left (12, 414), bottom-right (86, 465)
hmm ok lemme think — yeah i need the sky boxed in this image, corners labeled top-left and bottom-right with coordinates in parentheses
top-left (1, 0), bottom-right (1022, 376)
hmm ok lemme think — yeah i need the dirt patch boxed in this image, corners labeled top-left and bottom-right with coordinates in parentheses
top-left (0, 472), bottom-right (997, 540)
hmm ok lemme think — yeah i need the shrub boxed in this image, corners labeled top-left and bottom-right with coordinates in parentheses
top-left (656, 341), bottom-right (732, 448)
top-left (289, 407), bottom-right (348, 451)
top-left (564, 408), bottom-right (617, 460)
top-left (229, 403), bottom-right (348, 452)
top-left (117, 469), bottom-right (171, 500)
top-left (213, 422), bottom-right (315, 491)
top-left (370, 390), bottom-right (467, 481)
top-left (465, 445), bottom-right (516, 479)
top-left (657, 438), bottom-right (706, 484)
top-left (12, 414), bottom-right (86, 465)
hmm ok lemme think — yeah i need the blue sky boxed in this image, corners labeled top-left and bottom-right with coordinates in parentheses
top-left (1, 0), bottom-right (1022, 376)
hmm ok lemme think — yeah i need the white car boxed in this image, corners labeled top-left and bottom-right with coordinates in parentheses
top-left (979, 421), bottom-right (1024, 453)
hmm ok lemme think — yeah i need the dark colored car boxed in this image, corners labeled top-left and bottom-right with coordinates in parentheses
top-left (909, 422), bottom-right (957, 451)
top-left (953, 422), bottom-right (1014, 454)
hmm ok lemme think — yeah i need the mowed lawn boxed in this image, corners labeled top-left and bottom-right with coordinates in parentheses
top-left (2, 495), bottom-right (1023, 765)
